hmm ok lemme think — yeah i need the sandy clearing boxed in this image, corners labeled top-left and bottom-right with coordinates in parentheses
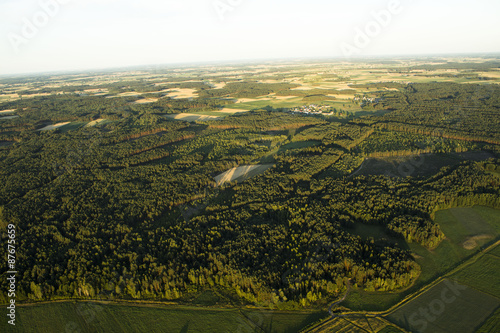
top-left (36, 122), bottom-right (70, 131)
top-left (462, 234), bottom-right (493, 250)
top-left (217, 108), bottom-right (249, 114)
top-left (0, 94), bottom-right (19, 99)
top-left (273, 95), bottom-right (297, 100)
top-left (134, 98), bottom-right (159, 104)
top-left (0, 109), bottom-right (16, 114)
top-left (258, 79), bottom-right (281, 84)
top-left (116, 92), bottom-right (142, 97)
top-left (236, 98), bottom-right (258, 103)
top-left (164, 113), bottom-right (220, 122)
top-left (164, 88), bottom-right (198, 99)
top-left (215, 164), bottom-right (274, 186)
top-left (479, 71), bottom-right (500, 79)
top-left (290, 86), bottom-right (316, 91)
top-left (0, 116), bottom-right (19, 120)
top-left (85, 119), bottom-right (107, 127)
top-left (210, 82), bottom-right (227, 89)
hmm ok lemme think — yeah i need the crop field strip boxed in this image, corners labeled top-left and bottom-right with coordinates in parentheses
top-left (383, 241), bottom-right (500, 333)
top-left (386, 279), bottom-right (499, 333)
top-left (1, 302), bottom-right (325, 333)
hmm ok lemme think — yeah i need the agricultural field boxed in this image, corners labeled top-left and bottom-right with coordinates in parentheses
top-left (449, 253), bottom-right (500, 298)
top-left (306, 316), bottom-right (403, 333)
top-left (342, 206), bottom-right (500, 312)
top-left (0, 302), bottom-right (325, 333)
top-left (386, 279), bottom-right (499, 333)
top-left (381, 240), bottom-right (500, 333)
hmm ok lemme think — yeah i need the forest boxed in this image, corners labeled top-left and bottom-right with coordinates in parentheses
top-left (0, 77), bottom-right (499, 311)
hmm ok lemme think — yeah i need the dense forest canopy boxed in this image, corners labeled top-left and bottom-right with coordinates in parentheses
top-left (0, 62), bottom-right (499, 310)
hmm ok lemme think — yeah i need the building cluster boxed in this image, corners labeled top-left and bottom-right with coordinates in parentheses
top-left (353, 96), bottom-right (381, 106)
top-left (290, 104), bottom-right (332, 115)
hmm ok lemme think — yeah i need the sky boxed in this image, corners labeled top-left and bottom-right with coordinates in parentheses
top-left (0, 0), bottom-right (499, 75)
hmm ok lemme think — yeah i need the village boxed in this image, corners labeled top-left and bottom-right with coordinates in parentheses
top-left (289, 104), bottom-right (333, 115)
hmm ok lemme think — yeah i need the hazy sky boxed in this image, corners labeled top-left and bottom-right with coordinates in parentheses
top-left (1, 0), bottom-right (499, 75)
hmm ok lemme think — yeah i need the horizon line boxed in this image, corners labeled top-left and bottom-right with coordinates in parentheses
top-left (2, 52), bottom-right (500, 78)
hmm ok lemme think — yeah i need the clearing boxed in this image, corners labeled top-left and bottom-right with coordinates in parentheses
top-left (164, 88), bottom-right (198, 99)
top-left (85, 119), bottom-right (108, 127)
top-left (164, 113), bottom-right (221, 122)
top-left (133, 98), bottom-right (159, 104)
top-left (215, 164), bottom-right (274, 186)
top-left (36, 122), bottom-right (71, 131)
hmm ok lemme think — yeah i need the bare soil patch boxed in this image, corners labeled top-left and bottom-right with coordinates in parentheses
top-left (463, 235), bottom-right (494, 250)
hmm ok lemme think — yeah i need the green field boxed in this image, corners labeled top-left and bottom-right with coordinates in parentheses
top-left (1, 302), bottom-right (325, 333)
top-left (386, 279), bottom-right (500, 333)
top-left (343, 206), bottom-right (500, 311)
top-left (489, 244), bottom-right (500, 257)
top-left (450, 254), bottom-right (500, 298)
top-left (476, 307), bottom-right (500, 333)
top-left (410, 206), bottom-right (499, 283)
top-left (307, 316), bottom-right (403, 333)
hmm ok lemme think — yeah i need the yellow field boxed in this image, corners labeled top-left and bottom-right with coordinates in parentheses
top-left (134, 98), bottom-right (159, 104)
top-left (164, 113), bottom-right (220, 122)
top-left (164, 88), bottom-right (198, 99)
top-left (217, 108), bottom-right (249, 114)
